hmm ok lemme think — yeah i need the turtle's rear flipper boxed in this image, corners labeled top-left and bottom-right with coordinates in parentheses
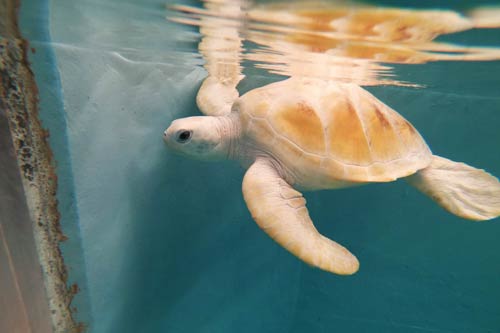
top-left (406, 155), bottom-right (500, 221)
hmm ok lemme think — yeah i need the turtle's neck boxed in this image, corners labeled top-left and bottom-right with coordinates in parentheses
top-left (213, 113), bottom-right (242, 160)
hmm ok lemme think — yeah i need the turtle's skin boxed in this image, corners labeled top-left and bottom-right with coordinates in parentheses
top-left (164, 77), bottom-right (500, 275)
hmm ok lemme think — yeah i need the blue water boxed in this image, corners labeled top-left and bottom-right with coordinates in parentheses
top-left (20, 0), bottom-right (500, 332)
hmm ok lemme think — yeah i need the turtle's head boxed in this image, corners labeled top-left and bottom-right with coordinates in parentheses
top-left (164, 116), bottom-right (231, 160)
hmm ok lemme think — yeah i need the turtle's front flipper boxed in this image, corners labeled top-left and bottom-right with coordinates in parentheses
top-left (242, 158), bottom-right (359, 275)
top-left (407, 155), bottom-right (500, 221)
top-left (196, 76), bottom-right (243, 116)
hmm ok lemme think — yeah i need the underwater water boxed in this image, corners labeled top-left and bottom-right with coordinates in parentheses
top-left (19, 0), bottom-right (500, 332)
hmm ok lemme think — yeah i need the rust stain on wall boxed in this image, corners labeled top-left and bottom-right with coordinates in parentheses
top-left (0, 0), bottom-right (85, 332)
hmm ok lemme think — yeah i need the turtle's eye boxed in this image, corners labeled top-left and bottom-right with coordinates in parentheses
top-left (176, 130), bottom-right (192, 143)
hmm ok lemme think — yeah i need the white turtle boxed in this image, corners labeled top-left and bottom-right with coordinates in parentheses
top-left (163, 77), bottom-right (500, 275)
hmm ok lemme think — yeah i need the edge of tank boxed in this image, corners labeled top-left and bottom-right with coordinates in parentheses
top-left (1, 0), bottom-right (87, 331)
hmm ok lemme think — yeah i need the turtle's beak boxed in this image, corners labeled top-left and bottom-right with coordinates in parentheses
top-left (163, 122), bottom-right (177, 148)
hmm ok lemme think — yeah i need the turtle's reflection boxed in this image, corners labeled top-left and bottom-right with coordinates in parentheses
top-left (168, 0), bottom-right (500, 87)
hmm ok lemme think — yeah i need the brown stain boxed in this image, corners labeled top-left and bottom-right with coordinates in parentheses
top-left (68, 283), bottom-right (80, 296)
top-left (394, 25), bottom-right (413, 42)
top-left (297, 101), bottom-right (315, 116)
top-left (361, 100), bottom-right (402, 162)
top-left (272, 101), bottom-right (325, 155)
top-left (328, 98), bottom-right (372, 164)
top-left (377, 13), bottom-right (430, 41)
top-left (393, 114), bottom-right (422, 152)
top-left (374, 106), bottom-right (390, 128)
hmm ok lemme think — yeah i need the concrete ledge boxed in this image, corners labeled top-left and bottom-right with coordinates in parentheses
top-left (0, 0), bottom-right (83, 331)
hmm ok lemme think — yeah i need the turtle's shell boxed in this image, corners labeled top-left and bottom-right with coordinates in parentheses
top-left (235, 77), bottom-right (432, 184)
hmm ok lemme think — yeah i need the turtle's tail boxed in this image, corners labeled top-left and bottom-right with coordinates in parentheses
top-left (406, 155), bottom-right (500, 221)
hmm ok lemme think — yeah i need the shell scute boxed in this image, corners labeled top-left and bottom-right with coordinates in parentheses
top-left (252, 100), bottom-right (271, 118)
top-left (327, 96), bottom-right (372, 165)
top-left (271, 100), bottom-right (326, 155)
top-left (274, 135), bottom-right (305, 163)
top-left (356, 97), bottom-right (403, 162)
top-left (393, 115), bottom-right (423, 152)
top-left (247, 117), bottom-right (276, 146)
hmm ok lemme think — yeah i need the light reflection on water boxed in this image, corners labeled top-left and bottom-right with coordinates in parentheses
top-left (166, 0), bottom-right (500, 88)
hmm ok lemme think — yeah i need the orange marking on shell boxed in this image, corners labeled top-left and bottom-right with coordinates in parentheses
top-left (272, 101), bottom-right (326, 155)
top-left (393, 115), bottom-right (421, 152)
top-left (360, 100), bottom-right (403, 162)
top-left (374, 107), bottom-right (390, 128)
top-left (328, 98), bottom-right (372, 165)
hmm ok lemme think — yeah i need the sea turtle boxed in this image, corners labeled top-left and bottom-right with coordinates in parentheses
top-left (163, 77), bottom-right (500, 275)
